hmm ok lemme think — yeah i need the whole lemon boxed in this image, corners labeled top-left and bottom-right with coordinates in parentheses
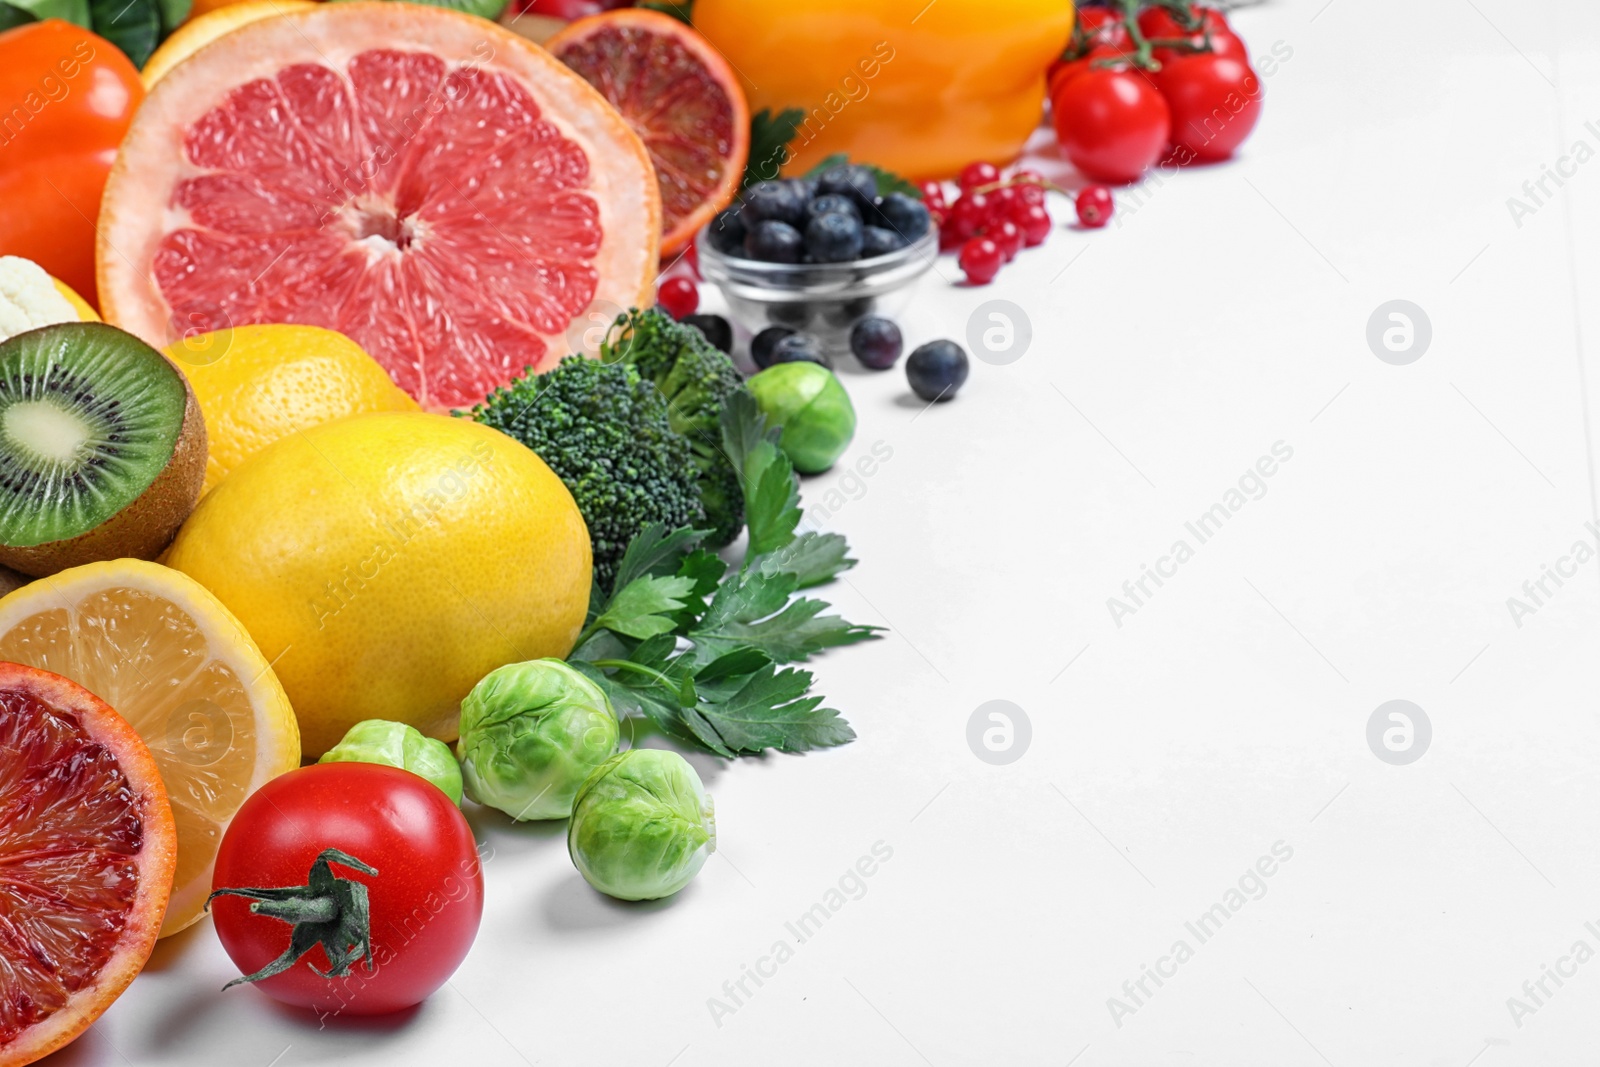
top-left (165, 324), bottom-right (418, 494)
top-left (165, 412), bottom-right (592, 757)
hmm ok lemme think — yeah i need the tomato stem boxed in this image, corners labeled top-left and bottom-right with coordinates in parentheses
top-left (207, 848), bottom-right (379, 990)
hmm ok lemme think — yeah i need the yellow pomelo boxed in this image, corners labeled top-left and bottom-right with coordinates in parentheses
top-left (164, 412), bottom-right (592, 757)
top-left (0, 559), bottom-right (300, 936)
top-left (167, 323), bottom-right (418, 494)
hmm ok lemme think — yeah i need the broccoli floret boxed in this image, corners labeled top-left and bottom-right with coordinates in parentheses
top-left (471, 355), bottom-right (705, 593)
top-left (604, 308), bottom-right (748, 546)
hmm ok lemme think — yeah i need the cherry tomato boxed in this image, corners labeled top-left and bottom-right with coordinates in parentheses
top-left (1149, 54), bottom-right (1263, 163)
top-left (1052, 68), bottom-right (1171, 185)
top-left (1138, 5), bottom-right (1246, 65)
top-left (1048, 44), bottom-right (1129, 98)
top-left (1078, 7), bottom-right (1133, 51)
top-left (0, 21), bottom-right (142, 306)
top-left (210, 764), bottom-right (484, 1016)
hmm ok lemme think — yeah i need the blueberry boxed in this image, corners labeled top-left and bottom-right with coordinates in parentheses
top-left (850, 316), bottom-right (903, 370)
top-left (877, 192), bottom-right (930, 241)
top-left (860, 226), bottom-right (904, 258)
top-left (906, 340), bottom-right (969, 402)
top-left (743, 180), bottom-right (806, 227)
top-left (707, 207), bottom-right (745, 253)
top-left (805, 193), bottom-right (860, 223)
top-left (816, 164), bottom-right (879, 211)
top-left (789, 177), bottom-right (818, 203)
top-left (751, 326), bottom-right (796, 369)
top-left (745, 220), bottom-right (803, 263)
top-left (771, 332), bottom-right (831, 367)
top-left (681, 313), bottom-right (733, 354)
top-left (805, 211), bottom-right (864, 263)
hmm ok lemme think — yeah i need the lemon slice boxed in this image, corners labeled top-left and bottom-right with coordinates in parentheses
top-left (0, 559), bottom-right (300, 936)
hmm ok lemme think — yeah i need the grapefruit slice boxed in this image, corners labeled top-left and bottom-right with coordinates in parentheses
top-left (0, 560), bottom-right (301, 938)
top-left (141, 0), bottom-right (318, 89)
top-left (98, 3), bottom-right (661, 411)
top-left (0, 661), bottom-right (176, 1066)
top-left (548, 9), bottom-right (749, 260)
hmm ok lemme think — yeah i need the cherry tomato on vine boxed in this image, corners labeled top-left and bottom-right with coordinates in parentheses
top-left (1052, 68), bottom-right (1171, 185)
top-left (209, 763), bottom-right (484, 1016)
top-left (1138, 4), bottom-right (1246, 65)
top-left (1149, 54), bottom-right (1263, 163)
top-left (1049, 44), bottom-right (1128, 98)
top-left (1078, 6), bottom-right (1133, 51)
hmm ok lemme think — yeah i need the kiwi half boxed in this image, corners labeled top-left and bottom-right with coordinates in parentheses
top-left (0, 322), bottom-right (206, 577)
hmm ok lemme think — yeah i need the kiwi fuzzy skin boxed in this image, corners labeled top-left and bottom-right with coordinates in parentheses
top-left (0, 366), bottom-right (207, 579)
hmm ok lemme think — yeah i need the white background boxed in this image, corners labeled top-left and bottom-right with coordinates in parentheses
top-left (59, 0), bottom-right (1600, 1064)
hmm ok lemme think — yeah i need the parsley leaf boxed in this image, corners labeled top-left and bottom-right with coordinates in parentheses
top-left (721, 392), bottom-right (800, 558)
top-left (756, 531), bottom-right (856, 589)
top-left (802, 152), bottom-right (923, 199)
top-left (745, 108), bottom-right (805, 191)
top-left (690, 666), bottom-right (856, 754)
top-left (689, 568), bottom-right (882, 667)
top-left (592, 575), bottom-right (699, 640)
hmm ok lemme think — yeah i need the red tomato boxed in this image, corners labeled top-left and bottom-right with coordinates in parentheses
top-left (1138, 5), bottom-right (1247, 65)
top-left (0, 20), bottom-right (142, 306)
top-left (1077, 7), bottom-right (1132, 51)
top-left (0, 147), bottom-right (115, 302)
top-left (210, 764), bottom-right (484, 1017)
top-left (1051, 68), bottom-right (1171, 185)
top-left (1048, 44), bottom-right (1129, 98)
top-left (1149, 54), bottom-right (1263, 163)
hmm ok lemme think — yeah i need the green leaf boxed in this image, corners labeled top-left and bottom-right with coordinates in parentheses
top-left (690, 569), bottom-right (881, 666)
top-left (695, 647), bottom-right (770, 683)
top-left (89, 0), bottom-right (160, 68)
top-left (744, 107), bottom-right (804, 190)
top-left (720, 392), bottom-right (800, 558)
top-left (593, 575), bottom-right (700, 640)
top-left (802, 153), bottom-right (922, 199)
top-left (155, 0), bottom-right (186, 33)
top-left (693, 665), bottom-right (856, 754)
top-left (610, 524), bottom-right (709, 594)
top-left (10, 0), bottom-right (85, 25)
top-left (569, 661), bottom-right (720, 754)
top-left (638, 0), bottom-right (691, 22)
top-left (756, 531), bottom-right (856, 589)
top-left (0, 1), bottom-right (38, 29)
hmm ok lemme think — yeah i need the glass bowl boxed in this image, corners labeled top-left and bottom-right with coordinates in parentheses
top-left (697, 227), bottom-right (939, 356)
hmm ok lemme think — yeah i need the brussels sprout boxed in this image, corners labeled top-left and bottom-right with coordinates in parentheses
top-left (567, 749), bottom-right (716, 901)
top-left (318, 719), bottom-right (463, 805)
top-left (746, 362), bottom-right (857, 473)
top-left (457, 659), bottom-right (619, 820)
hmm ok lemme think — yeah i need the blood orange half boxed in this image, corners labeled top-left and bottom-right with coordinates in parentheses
top-left (98, 3), bottom-right (661, 411)
top-left (0, 662), bottom-right (176, 1067)
top-left (549, 9), bottom-right (748, 260)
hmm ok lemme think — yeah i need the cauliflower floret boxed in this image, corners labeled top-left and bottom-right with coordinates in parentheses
top-left (0, 257), bottom-right (79, 343)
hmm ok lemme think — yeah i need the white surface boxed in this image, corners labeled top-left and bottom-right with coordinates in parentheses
top-left (61, 1), bottom-right (1600, 1064)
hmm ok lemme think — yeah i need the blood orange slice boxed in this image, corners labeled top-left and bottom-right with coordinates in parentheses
top-left (549, 9), bottom-right (749, 260)
top-left (98, 3), bottom-right (661, 411)
top-left (0, 662), bottom-right (176, 1066)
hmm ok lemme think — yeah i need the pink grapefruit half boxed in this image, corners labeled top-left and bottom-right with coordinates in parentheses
top-left (98, 3), bottom-right (661, 411)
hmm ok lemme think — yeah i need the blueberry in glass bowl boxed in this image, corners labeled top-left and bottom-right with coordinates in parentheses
top-left (699, 169), bottom-right (938, 357)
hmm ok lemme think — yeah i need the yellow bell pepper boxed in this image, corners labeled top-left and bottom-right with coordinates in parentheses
top-left (693, 0), bottom-right (1074, 182)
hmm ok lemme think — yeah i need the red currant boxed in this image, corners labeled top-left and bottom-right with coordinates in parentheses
top-left (958, 161), bottom-right (1000, 193)
top-left (1075, 186), bottom-right (1114, 229)
top-left (1012, 168), bottom-right (1045, 186)
top-left (950, 193), bottom-right (992, 242)
top-left (958, 237), bottom-right (1003, 285)
top-left (657, 276), bottom-right (699, 319)
top-left (989, 186), bottom-right (1019, 220)
top-left (1016, 182), bottom-right (1047, 206)
top-left (1016, 204), bottom-right (1052, 247)
top-left (918, 180), bottom-right (948, 213)
top-left (992, 219), bottom-right (1023, 262)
